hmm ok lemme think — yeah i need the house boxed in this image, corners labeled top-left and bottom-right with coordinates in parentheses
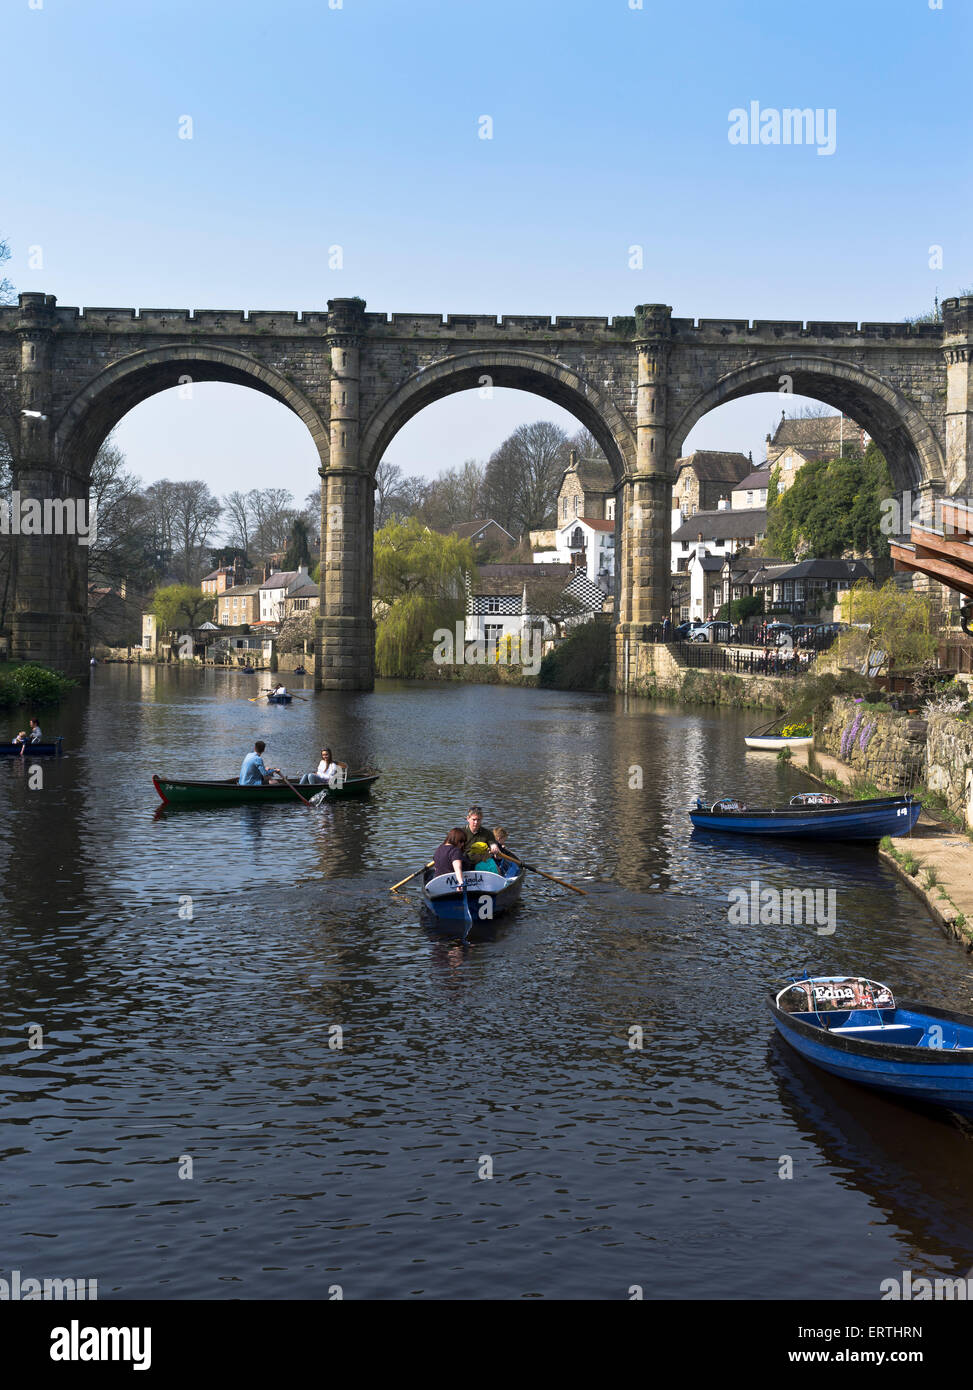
top-left (450, 518), bottom-right (517, 550)
top-left (532, 515), bottom-right (615, 594)
top-left (730, 467), bottom-right (771, 510)
top-left (671, 506), bottom-right (768, 573)
top-left (671, 451), bottom-right (752, 520)
top-left (201, 562), bottom-right (245, 597)
top-left (555, 450), bottom-right (616, 526)
top-left (688, 553), bottom-right (726, 623)
top-left (465, 562), bottom-right (603, 647)
top-left (219, 582), bottom-right (262, 626)
top-left (283, 579), bottom-right (320, 618)
top-left (142, 612), bottom-right (157, 654)
top-left (258, 567), bottom-right (312, 624)
top-left (718, 555), bottom-right (786, 611)
top-left (765, 413), bottom-right (868, 493)
top-left (751, 558), bottom-right (873, 615)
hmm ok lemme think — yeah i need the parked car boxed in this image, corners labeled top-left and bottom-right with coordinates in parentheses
top-left (674, 621), bottom-right (704, 640)
top-left (690, 620), bottom-right (735, 644)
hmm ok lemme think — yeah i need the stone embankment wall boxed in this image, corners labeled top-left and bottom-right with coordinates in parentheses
top-left (817, 699), bottom-right (928, 785)
top-left (925, 713), bottom-right (973, 823)
top-left (820, 697), bottom-right (973, 826)
top-left (620, 642), bottom-right (792, 710)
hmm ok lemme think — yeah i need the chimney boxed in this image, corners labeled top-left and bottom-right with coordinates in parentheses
top-left (569, 449), bottom-right (577, 469)
top-left (717, 497), bottom-right (730, 511)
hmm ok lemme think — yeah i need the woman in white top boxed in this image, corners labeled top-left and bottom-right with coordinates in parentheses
top-left (299, 747), bottom-right (342, 786)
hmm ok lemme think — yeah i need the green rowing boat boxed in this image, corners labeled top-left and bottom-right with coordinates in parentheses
top-left (153, 771), bottom-right (379, 806)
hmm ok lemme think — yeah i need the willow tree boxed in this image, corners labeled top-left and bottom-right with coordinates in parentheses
top-left (827, 580), bottom-right (940, 673)
top-left (373, 518), bottom-right (475, 677)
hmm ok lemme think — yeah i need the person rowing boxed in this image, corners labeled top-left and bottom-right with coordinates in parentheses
top-left (239, 740), bottom-right (282, 786)
top-left (464, 805), bottom-right (502, 866)
top-left (270, 683), bottom-right (289, 698)
top-left (299, 747), bottom-right (342, 787)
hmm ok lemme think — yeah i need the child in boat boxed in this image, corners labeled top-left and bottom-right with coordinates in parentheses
top-left (473, 827), bottom-right (510, 875)
top-left (13, 717), bottom-right (42, 754)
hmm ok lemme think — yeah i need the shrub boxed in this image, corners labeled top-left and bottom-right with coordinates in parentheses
top-left (9, 664), bottom-right (75, 705)
top-left (539, 621), bottom-right (611, 691)
top-left (0, 673), bottom-right (18, 708)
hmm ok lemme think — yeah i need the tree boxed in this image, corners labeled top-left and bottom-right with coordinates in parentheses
top-left (152, 584), bottom-right (215, 641)
top-left (0, 237), bottom-right (14, 306)
top-left (483, 420), bottom-right (568, 536)
top-left (526, 577), bottom-right (589, 638)
top-left (169, 480), bottom-right (222, 583)
top-left (276, 609), bottom-right (316, 654)
top-left (764, 442), bottom-right (893, 561)
top-left (222, 490), bottom-right (257, 553)
top-left (86, 437), bottom-right (161, 593)
top-left (373, 517), bottom-right (474, 677)
top-left (249, 487), bottom-right (295, 560)
top-left (828, 580), bottom-right (940, 673)
top-left (282, 516), bottom-right (312, 571)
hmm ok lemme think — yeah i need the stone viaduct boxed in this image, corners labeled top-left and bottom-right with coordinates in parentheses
top-left (1, 292), bottom-right (970, 689)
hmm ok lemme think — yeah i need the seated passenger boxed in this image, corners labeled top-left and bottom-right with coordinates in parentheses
top-left (300, 747), bottom-right (341, 786)
top-left (475, 825), bottom-right (511, 875)
top-left (433, 828), bottom-right (473, 893)
top-left (463, 805), bottom-right (501, 865)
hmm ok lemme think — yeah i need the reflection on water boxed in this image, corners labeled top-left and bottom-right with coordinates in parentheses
top-left (1, 668), bottom-right (972, 1298)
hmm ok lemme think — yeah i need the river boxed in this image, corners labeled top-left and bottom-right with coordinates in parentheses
top-left (2, 666), bottom-right (972, 1299)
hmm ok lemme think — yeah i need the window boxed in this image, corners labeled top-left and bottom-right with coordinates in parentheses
top-left (574, 495), bottom-right (579, 516)
top-left (606, 498), bottom-right (615, 520)
top-left (484, 623), bottom-right (504, 650)
top-left (560, 497), bottom-right (567, 519)
top-left (485, 596), bottom-right (503, 613)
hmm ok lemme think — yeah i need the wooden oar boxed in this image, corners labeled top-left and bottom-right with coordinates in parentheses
top-left (496, 849), bottom-right (586, 895)
top-left (276, 771), bottom-right (313, 807)
top-left (460, 885), bottom-right (474, 941)
top-left (390, 861), bottom-right (434, 893)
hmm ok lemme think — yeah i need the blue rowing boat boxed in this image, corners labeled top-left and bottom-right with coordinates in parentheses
top-left (266, 692), bottom-right (293, 704)
top-left (690, 792), bottom-right (920, 840)
top-left (0, 737), bottom-right (63, 757)
top-left (770, 975), bottom-right (973, 1116)
top-left (421, 857), bottom-right (526, 928)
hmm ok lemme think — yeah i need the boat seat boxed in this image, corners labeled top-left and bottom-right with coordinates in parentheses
top-left (830, 1023), bottom-right (914, 1032)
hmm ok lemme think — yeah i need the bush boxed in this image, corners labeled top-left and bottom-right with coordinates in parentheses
top-left (6, 664), bottom-right (75, 706)
top-left (539, 621), bottom-right (611, 691)
top-left (786, 670), bottom-right (871, 726)
top-left (0, 673), bottom-right (18, 708)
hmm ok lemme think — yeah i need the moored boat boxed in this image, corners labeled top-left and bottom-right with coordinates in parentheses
top-left (153, 771), bottom-right (379, 806)
top-left (0, 736), bottom-right (63, 757)
top-left (421, 856), bottom-right (526, 928)
top-left (690, 792), bottom-right (920, 840)
top-left (744, 734), bottom-right (813, 751)
top-left (770, 974), bottom-right (973, 1116)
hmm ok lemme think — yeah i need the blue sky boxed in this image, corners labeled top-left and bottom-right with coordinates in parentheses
top-left (3, 0), bottom-right (970, 501)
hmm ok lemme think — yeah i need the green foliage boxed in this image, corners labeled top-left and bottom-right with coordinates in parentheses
top-left (764, 442), bottom-right (893, 560)
top-left (786, 669), bottom-right (871, 725)
top-left (0, 663), bottom-right (75, 707)
top-left (717, 594), bottom-right (764, 623)
top-left (152, 584), bottom-right (215, 635)
top-left (373, 517), bottom-right (474, 677)
top-left (833, 580), bottom-right (940, 671)
top-left (539, 621), bottom-right (611, 691)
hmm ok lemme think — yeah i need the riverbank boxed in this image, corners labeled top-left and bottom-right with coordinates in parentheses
top-left (792, 743), bottom-right (973, 947)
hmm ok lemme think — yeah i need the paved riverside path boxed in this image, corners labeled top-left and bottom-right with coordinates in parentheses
top-left (792, 746), bottom-right (973, 945)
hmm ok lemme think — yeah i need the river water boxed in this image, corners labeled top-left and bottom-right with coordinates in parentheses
top-left (2, 666), bottom-right (972, 1300)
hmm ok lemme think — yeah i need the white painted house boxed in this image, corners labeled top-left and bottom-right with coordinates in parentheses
top-left (532, 516), bottom-right (616, 594)
top-left (258, 567), bottom-right (311, 624)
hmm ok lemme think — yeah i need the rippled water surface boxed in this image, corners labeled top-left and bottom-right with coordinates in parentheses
top-left (2, 667), bottom-right (973, 1299)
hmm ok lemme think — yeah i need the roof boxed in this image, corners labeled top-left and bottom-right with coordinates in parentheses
top-left (696, 555), bottom-right (725, 572)
top-left (221, 583), bottom-right (262, 597)
top-left (451, 518), bottom-right (516, 542)
top-left (259, 570), bottom-right (307, 590)
top-left (674, 451), bottom-right (752, 485)
top-left (672, 508), bottom-right (768, 542)
top-left (478, 563), bottom-right (572, 580)
top-left (774, 559), bottom-right (873, 581)
top-left (560, 516), bottom-right (615, 535)
top-left (770, 414), bottom-right (863, 448)
top-left (287, 581), bottom-right (319, 598)
top-left (560, 455), bottom-right (615, 494)
top-left (733, 468), bottom-right (771, 490)
top-left (726, 554), bottom-right (783, 574)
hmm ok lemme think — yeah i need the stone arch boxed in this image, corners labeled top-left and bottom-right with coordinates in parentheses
top-left (56, 344), bottom-right (330, 476)
top-left (359, 349), bottom-right (637, 482)
top-left (669, 354), bottom-right (945, 493)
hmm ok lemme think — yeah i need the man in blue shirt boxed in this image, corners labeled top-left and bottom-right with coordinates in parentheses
top-left (239, 740), bottom-right (280, 785)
